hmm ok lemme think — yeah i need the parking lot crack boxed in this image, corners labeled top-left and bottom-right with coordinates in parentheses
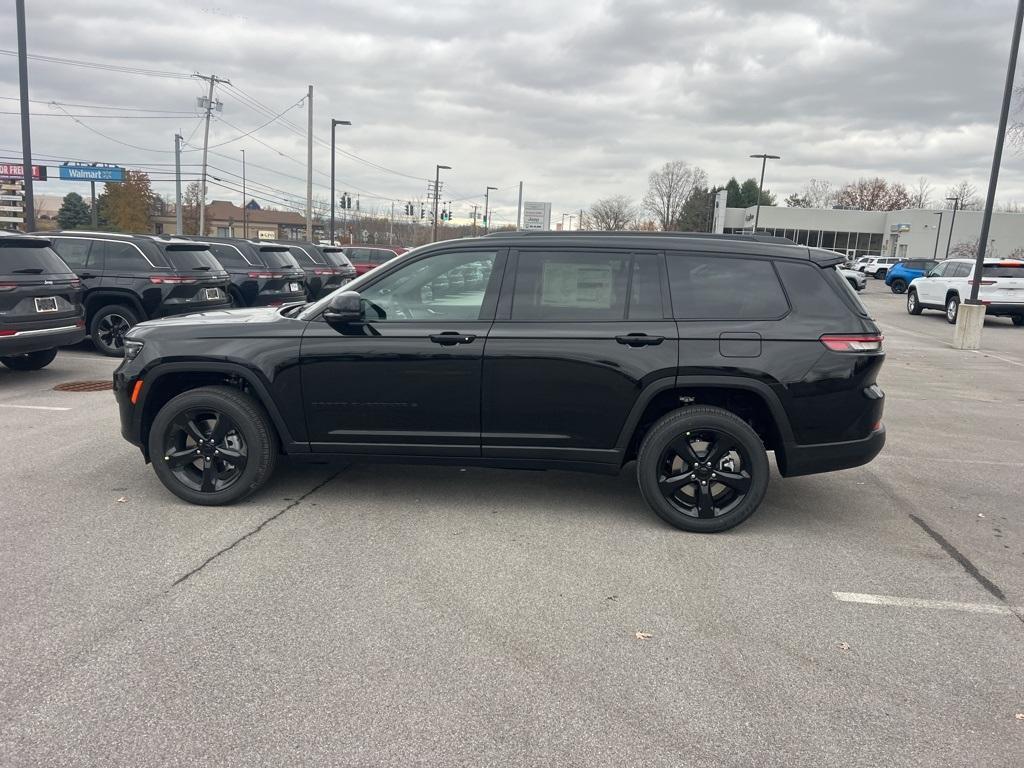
top-left (909, 513), bottom-right (1024, 625)
top-left (170, 470), bottom-right (341, 589)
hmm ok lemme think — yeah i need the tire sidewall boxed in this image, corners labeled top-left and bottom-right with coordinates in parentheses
top-left (148, 387), bottom-right (275, 505)
top-left (907, 291), bottom-right (920, 314)
top-left (891, 279), bottom-right (907, 294)
top-left (946, 295), bottom-right (959, 324)
top-left (637, 408), bottom-right (770, 533)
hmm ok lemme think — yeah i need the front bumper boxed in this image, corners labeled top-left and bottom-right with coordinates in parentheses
top-left (0, 322), bottom-right (86, 355)
top-left (777, 424), bottom-right (886, 478)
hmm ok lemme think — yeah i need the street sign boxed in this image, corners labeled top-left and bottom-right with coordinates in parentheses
top-left (0, 163), bottom-right (46, 181)
top-left (58, 164), bottom-right (125, 182)
top-left (523, 201), bottom-right (552, 231)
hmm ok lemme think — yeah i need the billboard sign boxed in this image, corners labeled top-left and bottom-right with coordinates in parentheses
top-left (0, 163), bottom-right (46, 181)
top-left (59, 164), bottom-right (125, 182)
top-left (522, 201), bottom-right (551, 231)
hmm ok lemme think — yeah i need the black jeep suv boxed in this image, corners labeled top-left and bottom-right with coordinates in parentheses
top-left (184, 237), bottom-right (307, 308)
top-left (275, 241), bottom-right (357, 300)
top-left (113, 233), bottom-right (886, 532)
top-left (0, 233), bottom-right (85, 370)
top-left (47, 232), bottom-right (232, 356)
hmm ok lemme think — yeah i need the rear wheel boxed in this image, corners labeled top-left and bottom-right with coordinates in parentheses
top-left (148, 385), bottom-right (278, 506)
top-left (890, 278), bottom-right (907, 294)
top-left (90, 304), bottom-right (139, 357)
top-left (946, 295), bottom-right (960, 324)
top-left (907, 290), bottom-right (923, 315)
top-left (0, 348), bottom-right (58, 371)
top-left (873, 269), bottom-right (886, 279)
top-left (636, 406), bottom-right (769, 533)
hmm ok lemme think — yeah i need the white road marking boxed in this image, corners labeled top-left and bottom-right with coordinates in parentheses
top-left (0, 403), bottom-right (71, 412)
top-left (833, 591), bottom-right (1018, 616)
top-left (884, 454), bottom-right (1024, 468)
top-left (970, 349), bottom-right (1024, 368)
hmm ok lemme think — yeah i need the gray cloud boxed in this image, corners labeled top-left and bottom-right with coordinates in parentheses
top-left (2, 0), bottom-right (1023, 224)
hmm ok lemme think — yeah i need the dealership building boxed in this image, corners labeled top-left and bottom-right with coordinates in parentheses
top-left (714, 200), bottom-right (1024, 261)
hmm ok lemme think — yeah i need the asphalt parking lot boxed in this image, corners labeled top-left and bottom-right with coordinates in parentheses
top-left (1, 280), bottom-right (1022, 767)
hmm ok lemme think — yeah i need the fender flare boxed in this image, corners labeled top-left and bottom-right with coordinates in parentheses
top-left (84, 290), bottom-right (147, 322)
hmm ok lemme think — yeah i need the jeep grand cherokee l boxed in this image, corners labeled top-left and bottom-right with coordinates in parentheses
top-left (184, 237), bottom-right (307, 308)
top-left (113, 232), bottom-right (886, 533)
top-left (0, 232), bottom-right (85, 370)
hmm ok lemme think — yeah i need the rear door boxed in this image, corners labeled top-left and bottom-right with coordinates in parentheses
top-left (481, 248), bottom-right (677, 463)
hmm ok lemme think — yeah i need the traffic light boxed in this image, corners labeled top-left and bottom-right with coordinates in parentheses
top-left (482, 215), bottom-right (488, 226)
top-left (440, 209), bottom-right (448, 222)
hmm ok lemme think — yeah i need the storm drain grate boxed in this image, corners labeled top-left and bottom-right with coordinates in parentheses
top-left (53, 380), bottom-right (113, 393)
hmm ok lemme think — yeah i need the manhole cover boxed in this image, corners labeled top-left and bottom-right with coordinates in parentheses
top-left (53, 380), bottom-right (112, 393)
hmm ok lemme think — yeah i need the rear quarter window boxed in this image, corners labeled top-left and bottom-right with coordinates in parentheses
top-left (667, 254), bottom-right (789, 320)
top-left (50, 238), bottom-right (92, 269)
top-left (777, 261), bottom-right (862, 319)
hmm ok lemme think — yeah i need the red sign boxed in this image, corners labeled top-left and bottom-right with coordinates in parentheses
top-left (0, 163), bottom-right (47, 181)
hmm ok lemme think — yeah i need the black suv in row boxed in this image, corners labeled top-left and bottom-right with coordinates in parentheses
top-left (275, 241), bottom-right (357, 300)
top-left (113, 232), bottom-right (886, 532)
top-left (0, 232), bottom-right (85, 370)
top-left (48, 232), bottom-right (232, 356)
top-left (185, 237), bottom-right (307, 308)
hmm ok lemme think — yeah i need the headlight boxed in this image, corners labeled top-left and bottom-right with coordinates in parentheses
top-left (123, 338), bottom-right (145, 361)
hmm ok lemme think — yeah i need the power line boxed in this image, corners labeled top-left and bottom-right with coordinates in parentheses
top-left (0, 49), bottom-right (192, 79)
top-left (203, 98), bottom-right (304, 149)
top-left (0, 110), bottom-right (196, 119)
top-left (0, 96), bottom-right (196, 114)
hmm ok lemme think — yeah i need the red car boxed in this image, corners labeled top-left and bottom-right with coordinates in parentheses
top-left (345, 247), bottom-right (400, 275)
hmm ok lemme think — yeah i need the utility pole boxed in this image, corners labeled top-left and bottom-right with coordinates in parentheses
top-left (517, 181), bottom-right (524, 228)
top-left (389, 200), bottom-right (394, 245)
top-left (196, 72), bottom-right (229, 237)
top-left (241, 148), bottom-right (247, 239)
top-left (472, 204), bottom-right (478, 235)
top-left (174, 133), bottom-right (183, 234)
top-left (484, 185), bottom-right (497, 232)
top-left (305, 85), bottom-right (314, 241)
top-left (16, 0), bottom-right (34, 232)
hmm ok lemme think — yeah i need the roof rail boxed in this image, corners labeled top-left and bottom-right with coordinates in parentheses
top-left (483, 230), bottom-right (795, 245)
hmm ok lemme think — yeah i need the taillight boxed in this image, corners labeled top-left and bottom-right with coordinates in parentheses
top-left (968, 279), bottom-right (996, 286)
top-left (248, 272), bottom-right (284, 279)
top-left (70, 279), bottom-right (82, 288)
top-left (0, 329), bottom-right (15, 336)
top-left (313, 268), bottom-right (334, 276)
top-left (149, 275), bottom-right (198, 285)
top-left (820, 334), bottom-right (884, 352)
top-left (0, 282), bottom-right (16, 292)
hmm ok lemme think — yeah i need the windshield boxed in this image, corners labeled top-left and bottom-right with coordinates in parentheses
top-left (260, 249), bottom-right (301, 269)
top-left (982, 263), bottom-right (1024, 278)
top-left (0, 243), bottom-right (75, 275)
top-left (162, 247), bottom-right (224, 272)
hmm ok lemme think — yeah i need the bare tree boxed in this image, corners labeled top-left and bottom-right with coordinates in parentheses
top-left (589, 195), bottom-right (638, 231)
top-left (836, 177), bottom-right (912, 211)
top-left (948, 238), bottom-right (979, 258)
top-left (643, 160), bottom-right (708, 230)
top-left (945, 180), bottom-right (982, 210)
top-left (181, 181), bottom-right (203, 235)
top-left (910, 177), bottom-right (934, 209)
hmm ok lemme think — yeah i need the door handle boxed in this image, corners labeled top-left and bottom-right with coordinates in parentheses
top-left (615, 333), bottom-right (665, 347)
top-left (429, 332), bottom-right (477, 346)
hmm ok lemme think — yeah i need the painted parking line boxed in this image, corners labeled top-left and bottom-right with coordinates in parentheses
top-left (833, 591), bottom-right (1019, 616)
top-left (0, 404), bottom-right (71, 412)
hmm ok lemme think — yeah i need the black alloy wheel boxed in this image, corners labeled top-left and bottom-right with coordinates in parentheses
top-left (162, 408), bottom-right (248, 493)
top-left (657, 430), bottom-right (753, 519)
top-left (90, 304), bottom-right (139, 357)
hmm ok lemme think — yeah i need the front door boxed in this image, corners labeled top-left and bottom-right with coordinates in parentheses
top-left (917, 260), bottom-right (950, 304)
top-left (300, 247), bottom-right (505, 455)
top-left (482, 248), bottom-right (677, 463)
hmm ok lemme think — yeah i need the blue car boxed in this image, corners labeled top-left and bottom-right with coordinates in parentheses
top-left (885, 258), bottom-right (939, 294)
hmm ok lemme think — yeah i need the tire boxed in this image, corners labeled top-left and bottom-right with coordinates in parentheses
top-left (890, 278), bottom-right (907, 294)
top-left (1012, 315), bottom-right (1024, 327)
top-left (0, 348), bottom-right (58, 371)
top-left (227, 289), bottom-right (245, 308)
top-left (946, 294), bottom-right (960, 324)
top-left (873, 269), bottom-right (886, 279)
top-left (846, 278), bottom-right (859, 291)
top-left (907, 290), bottom-right (923, 315)
top-left (636, 406), bottom-right (770, 533)
top-left (148, 385), bottom-right (278, 506)
top-left (89, 304), bottom-right (139, 357)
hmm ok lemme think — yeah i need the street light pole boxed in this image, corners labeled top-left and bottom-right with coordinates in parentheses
top-left (484, 185), bottom-right (497, 232)
top-left (749, 153), bottom-right (780, 232)
top-left (931, 211), bottom-right (943, 259)
top-left (15, 0), bottom-right (35, 232)
top-left (944, 196), bottom-right (960, 260)
top-left (329, 119), bottom-right (351, 245)
top-left (174, 134), bottom-right (183, 234)
top-left (241, 149), bottom-right (246, 239)
top-left (433, 164), bottom-right (450, 242)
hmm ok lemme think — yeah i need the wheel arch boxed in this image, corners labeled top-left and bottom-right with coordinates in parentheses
top-left (84, 290), bottom-right (147, 323)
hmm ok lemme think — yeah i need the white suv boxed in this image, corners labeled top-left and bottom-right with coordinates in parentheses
top-left (906, 258), bottom-right (1024, 325)
top-left (861, 257), bottom-right (900, 278)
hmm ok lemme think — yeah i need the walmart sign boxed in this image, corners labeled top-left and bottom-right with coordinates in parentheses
top-left (58, 164), bottom-right (124, 182)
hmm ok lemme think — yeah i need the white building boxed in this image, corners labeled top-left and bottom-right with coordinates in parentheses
top-left (720, 205), bottom-right (1024, 261)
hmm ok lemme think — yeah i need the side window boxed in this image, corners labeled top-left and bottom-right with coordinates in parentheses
top-left (51, 238), bottom-right (92, 270)
top-left (208, 243), bottom-right (245, 268)
top-left (928, 262), bottom-right (949, 277)
top-left (668, 254), bottom-right (789, 320)
top-left (359, 250), bottom-right (498, 322)
top-left (511, 250), bottom-right (630, 321)
top-left (100, 241), bottom-right (147, 272)
top-left (955, 262), bottom-right (974, 278)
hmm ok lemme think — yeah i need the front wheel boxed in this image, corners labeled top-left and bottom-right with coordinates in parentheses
top-left (636, 406), bottom-right (770, 533)
top-left (946, 295), bottom-right (960, 324)
top-left (0, 348), bottom-right (58, 371)
top-left (148, 385), bottom-right (278, 505)
top-left (890, 278), bottom-right (907, 294)
top-left (90, 304), bottom-right (139, 357)
top-left (907, 290), bottom-right (923, 315)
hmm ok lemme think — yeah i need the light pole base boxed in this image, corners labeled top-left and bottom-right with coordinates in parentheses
top-left (952, 302), bottom-right (986, 350)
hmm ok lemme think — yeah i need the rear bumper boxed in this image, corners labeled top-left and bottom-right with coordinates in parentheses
top-left (981, 302), bottom-right (1024, 317)
top-left (0, 323), bottom-right (86, 355)
top-left (777, 424), bottom-right (886, 478)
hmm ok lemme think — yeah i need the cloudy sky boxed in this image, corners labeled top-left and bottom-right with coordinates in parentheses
top-left (2, 0), bottom-right (1022, 224)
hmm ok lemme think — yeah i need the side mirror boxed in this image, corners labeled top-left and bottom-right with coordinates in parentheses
top-left (323, 290), bottom-right (364, 325)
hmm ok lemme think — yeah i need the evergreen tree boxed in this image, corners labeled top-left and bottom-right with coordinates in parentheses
top-left (56, 192), bottom-right (92, 229)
